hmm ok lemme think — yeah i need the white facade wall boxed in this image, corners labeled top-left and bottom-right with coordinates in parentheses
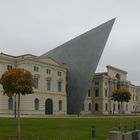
top-left (83, 65), bottom-right (140, 115)
top-left (1, 53), bottom-right (140, 116)
top-left (0, 53), bottom-right (67, 115)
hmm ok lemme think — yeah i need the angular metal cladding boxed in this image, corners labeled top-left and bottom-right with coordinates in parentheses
top-left (42, 18), bottom-right (115, 114)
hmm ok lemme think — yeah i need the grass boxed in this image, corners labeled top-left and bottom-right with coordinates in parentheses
top-left (0, 116), bottom-right (140, 140)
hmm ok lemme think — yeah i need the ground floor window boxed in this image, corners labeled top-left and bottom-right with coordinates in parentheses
top-left (82, 104), bottom-right (85, 111)
top-left (89, 103), bottom-right (91, 111)
top-left (113, 103), bottom-right (115, 111)
top-left (59, 100), bottom-right (62, 111)
top-left (34, 98), bottom-right (39, 110)
top-left (8, 97), bottom-right (13, 110)
top-left (105, 103), bottom-right (108, 111)
top-left (126, 104), bottom-right (128, 111)
top-left (95, 103), bottom-right (99, 111)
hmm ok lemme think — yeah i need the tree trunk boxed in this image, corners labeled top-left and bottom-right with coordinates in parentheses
top-left (121, 102), bottom-right (122, 115)
top-left (17, 94), bottom-right (21, 140)
top-left (14, 94), bottom-right (17, 118)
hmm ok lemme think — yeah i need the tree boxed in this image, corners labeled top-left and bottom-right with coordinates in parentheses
top-left (111, 88), bottom-right (131, 114)
top-left (0, 68), bottom-right (34, 140)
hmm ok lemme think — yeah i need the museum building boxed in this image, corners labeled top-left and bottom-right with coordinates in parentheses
top-left (0, 53), bottom-right (140, 115)
top-left (0, 53), bottom-right (67, 115)
top-left (82, 65), bottom-right (140, 115)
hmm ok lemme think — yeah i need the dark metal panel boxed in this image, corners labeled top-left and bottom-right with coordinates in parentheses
top-left (42, 18), bottom-right (115, 114)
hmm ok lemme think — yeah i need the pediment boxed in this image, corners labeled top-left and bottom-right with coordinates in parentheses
top-left (36, 57), bottom-right (66, 67)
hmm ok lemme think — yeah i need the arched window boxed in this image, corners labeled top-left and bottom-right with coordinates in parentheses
top-left (116, 73), bottom-right (120, 89)
top-left (95, 103), bottom-right (99, 111)
top-left (34, 98), bottom-right (39, 110)
top-left (116, 73), bottom-right (120, 80)
top-left (59, 100), bottom-right (62, 111)
top-left (89, 103), bottom-right (91, 111)
top-left (8, 97), bottom-right (13, 110)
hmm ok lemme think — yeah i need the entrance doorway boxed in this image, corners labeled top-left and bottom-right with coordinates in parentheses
top-left (45, 99), bottom-right (53, 115)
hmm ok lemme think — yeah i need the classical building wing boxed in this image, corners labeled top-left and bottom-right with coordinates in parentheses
top-left (42, 18), bottom-right (115, 114)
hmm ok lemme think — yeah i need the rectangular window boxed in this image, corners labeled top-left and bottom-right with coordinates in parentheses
top-left (46, 79), bottom-right (51, 91)
top-left (88, 89), bottom-right (91, 97)
top-left (95, 89), bottom-right (99, 97)
top-left (58, 71), bottom-right (62, 76)
top-left (7, 65), bottom-right (12, 70)
top-left (105, 89), bottom-right (108, 97)
top-left (82, 104), bottom-right (84, 111)
top-left (113, 103), bottom-right (115, 111)
top-left (34, 66), bottom-right (39, 72)
top-left (126, 104), bottom-right (128, 111)
top-left (95, 81), bottom-right (99, 85)
top-left (105, 82), bottom-right (108, 86)
top-left (46, 69), bottom-right (51, 74)
top-left (58, 81), bottom-right (62, 92)
top-left (95, 103), bottom-right (99, 111)
top-left (105, 103), bottom-right (108, 111)
top-left (34, 78), bottom-right (39, 89)
top-left (59, 100), bottom-right (62, 111)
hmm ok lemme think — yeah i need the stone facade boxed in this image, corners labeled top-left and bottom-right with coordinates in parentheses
top-left (0, 53), bottom-right (140, 115)
top-left (0, 53), bottom-right (67, 115)
top-left (82, 65), bottom-right (140, 115)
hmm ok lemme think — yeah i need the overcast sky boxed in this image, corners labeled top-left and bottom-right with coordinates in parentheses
top-left (0, 0), bottom-right (140, 85)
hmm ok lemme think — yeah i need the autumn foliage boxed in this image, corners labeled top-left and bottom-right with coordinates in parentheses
top-left (112, 88), bottom-right (131, 103)
top-left (0, 68), bottom-right (34, 139)
top-left (0, 68), bottom-right (34, 96)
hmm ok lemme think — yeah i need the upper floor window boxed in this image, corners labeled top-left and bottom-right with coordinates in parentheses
top-left (133, 95), bottom-right (135, 101)
top-left (46, 69), bottom-right (51, 74)
top-left (136, 96), bottom-right (137, 101)
top-left (105, 89), bottom-right (108, 97)
top-left (46, 79), bottom-right (51, 91)
top-left (7, 65), bottom-right (12, 70)
top-left (105, 82), bottom-right (108, 86)
top-left (58, 71), bottom-right (62, 76)
top-left (58, 81), bottom-right (62, 92)
top-left (95, 89), bottom-right (99, 97)
top-left (88, 89), bottom-right (91, 97)
top-left (116, 73), bottom-right (120, 80)
top-left (34, 66), bottom-right (39, 72)
top-left (34, 77), bottom-right (39, 89)
top-left (95, 81), bottom-right (99, 85)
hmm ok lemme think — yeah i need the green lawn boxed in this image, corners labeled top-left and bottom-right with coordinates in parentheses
top-left (0, 116), bottom-right (140, 140)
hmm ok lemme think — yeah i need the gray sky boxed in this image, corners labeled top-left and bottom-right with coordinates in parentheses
top-left (0, 0), bottom-right (140, 85)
